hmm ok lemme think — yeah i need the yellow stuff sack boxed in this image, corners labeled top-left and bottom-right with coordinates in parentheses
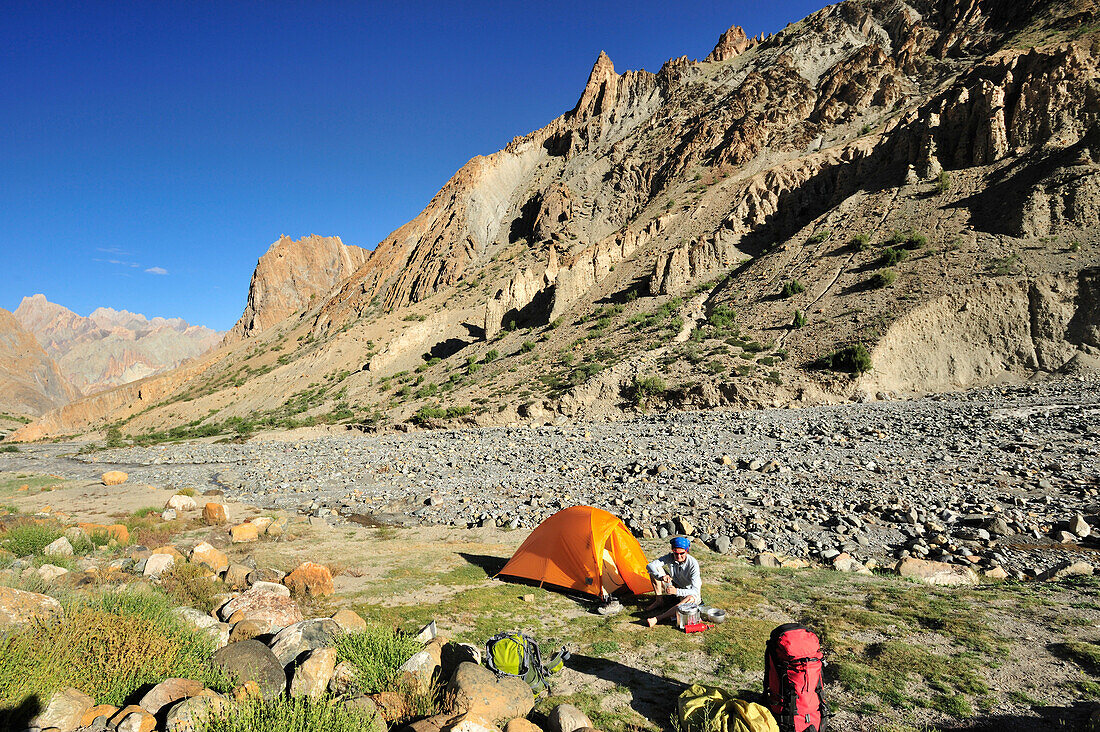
top-left (678, 683), bottom-right (779, 732)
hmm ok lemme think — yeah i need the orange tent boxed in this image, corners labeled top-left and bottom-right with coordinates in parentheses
top-left (498, 506), bottom-right (652, 597)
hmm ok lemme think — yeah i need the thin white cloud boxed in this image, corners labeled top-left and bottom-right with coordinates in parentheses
top-left (145, 266), bottom-right (168, 275)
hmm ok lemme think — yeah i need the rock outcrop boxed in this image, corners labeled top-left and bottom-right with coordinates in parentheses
top-left (225, 235), bottom-right (369, 342)
top-left (0, 307), bottom-right (81, 416)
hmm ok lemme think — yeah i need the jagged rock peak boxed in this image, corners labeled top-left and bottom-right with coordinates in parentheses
top-left (705, 25), bottom-right (754, 63)
top-left (226, 234), bottom-right (369, 342)
top-left (572, 51), bottom-right (619, 119)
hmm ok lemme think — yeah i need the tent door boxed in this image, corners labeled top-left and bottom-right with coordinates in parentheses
top-left (600, 546), bottom-right (626, 595)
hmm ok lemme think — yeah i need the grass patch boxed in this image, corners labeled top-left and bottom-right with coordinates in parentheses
top-left (0, 522), bottom-right (62, 557)
top-left (199, 694), bottom-right (384, 732)
top-left (780, 280), bottom-right (805, 298)
top-left (0, 587), bottom-right (227, 714)
top-left (868, 269), bottom-right (897, 289)
top-left (333, 625), bottom-right (434, 694)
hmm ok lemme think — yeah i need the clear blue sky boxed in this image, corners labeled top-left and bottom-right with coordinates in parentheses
top-left (2, 0), bottom-right (829, 331)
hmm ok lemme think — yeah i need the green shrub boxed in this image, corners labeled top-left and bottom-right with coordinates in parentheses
top-left (411, 405), bottom-right (473, 425)
top-left (1, 523), bottom-right (63, 556)
top-left (690, 328), bottom-right (706, 343)
top-left (706, 304), bottom-right (736, 330)
top-left (934, 170), bottom-right (952, 194)
top-left (333, 625), bottom-right (424, 694)
top-left (1069, 241), bottom-right (1081, 252)
top-left (792, 310), bottom-right (807, 329)
top-left (780, 280), bottom-right (806, 298)
top-left (0, 588), bottom-right (227, 712)
top-left (705, 360), bottom-right (726, 375)
top-left (160, 562), bottom-right (221, 614)
top-left (626, 375), bottom-right (667, 407)
top-left (402, 313), bottom-right (427, 322)
top-left (807, 230), bottom-right (831, 245)
top-left (521, 341), bottom-right (536, 353)
top-left (0, 445), bottom-right (18, 454)
top-left (849, 234), bottom-right (871, 252)
top-left (814, 344), bottom-right (872, 374)
top-left (482, 350), bottom-right (499, 364)
top-left (880, 248), bottom-right (907, 266)
top-left (868, 270), bottom-right (897, 288)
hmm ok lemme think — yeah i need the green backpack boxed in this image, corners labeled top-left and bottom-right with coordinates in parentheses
top-left (484, 631), bottom-right (569, 698)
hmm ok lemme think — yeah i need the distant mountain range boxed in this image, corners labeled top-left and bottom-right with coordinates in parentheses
top-left (0, 294), bottom-right (223, 415)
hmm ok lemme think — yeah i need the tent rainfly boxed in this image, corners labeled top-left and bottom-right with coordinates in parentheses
top-left (497, 505), bottom-right (652, 597)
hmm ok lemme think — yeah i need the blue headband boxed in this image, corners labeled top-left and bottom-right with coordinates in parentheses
top-left (671, 536), bottom-right (690, 550)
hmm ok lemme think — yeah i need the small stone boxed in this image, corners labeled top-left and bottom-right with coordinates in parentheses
top-left (548, 703), bottom-right (593, 732)
top-left (110, 705), bottom-right (156, 732)
top-left (80, 704), bottom-right (120, 728)
top-left (37, 564), bottom-right (70, 582)
top-left (713, 536), bottom-right (731, 554)
top-left (45, 536), bottom-right (75, 557)
top-left (520, 594), bottom-right (535, 602)
top-left (896, 557), bottom-right (978, 586)
top-left (754, 552), bottom-right (781, 568)
top-left (162, 508), bottom-right (178, 521)
top-left (1039, 560), bottom-right (1094, 581)
top-left (230, 523), bottom-right (260, 543)
top-left (331, 608), bottom-right (367, 632)
top-left (101, 471), bottom-right (128, 485)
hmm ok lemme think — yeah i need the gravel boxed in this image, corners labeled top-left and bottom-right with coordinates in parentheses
top-left (5, 377), bottom-right (1099, 579)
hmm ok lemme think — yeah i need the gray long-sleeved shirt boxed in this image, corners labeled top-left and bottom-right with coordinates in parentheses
top-left (657, 552), bottom-right (702, 600)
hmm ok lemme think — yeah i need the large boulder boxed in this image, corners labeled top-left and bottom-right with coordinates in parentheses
top-left (30, 687), bottom-right (94, 732)
top-left (211, 639), bottom-right (287, 700)
top-left (166, 494), bottom-right (198, 511)
top-left (203, 503), bottom-right (227, 526)
top-left (447, 662), bottom-right (534, 722)
top-left (269, 618), bottom-right (343, 666)
top-left (137, 677), bottom-right (204, 715)
top-left (189, 542), bottom-right (229, 574)
top-left (283, 561), bottom-right (334, 597)
top-left (290, 647), bottom-right (337, 698)
top-left (230, 523), bottom-right (260, 543)
top-left (219, 584), bottom-right (301, 634)
top-left (896, 557), bottom-right (978, 586)
top-left (0, 585), bottom-right (63, 628)
top-left (143, 552), bottom-right (176, 579)
top-left (101, 471), bottom-right (128, 485)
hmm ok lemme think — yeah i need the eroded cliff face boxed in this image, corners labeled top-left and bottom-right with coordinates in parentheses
top-left (226, 235), bottom-right (370, 342)
top-left (0, 308), bottom-right (81, 416)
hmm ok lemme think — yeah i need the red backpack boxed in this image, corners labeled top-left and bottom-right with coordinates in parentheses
top-left (763, 623), bottom-right (827, 732)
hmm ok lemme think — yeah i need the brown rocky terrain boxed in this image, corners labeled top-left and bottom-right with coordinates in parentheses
top-left (0, 308), bottom-right (81, 418)
top-left (9, 0), bottom-right (1100, 442)
top-left (13, 294), bottom-right (223, 396)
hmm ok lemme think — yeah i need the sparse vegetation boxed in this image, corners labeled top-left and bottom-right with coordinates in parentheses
top-left (868, 269), bottom-right (897, 288)
top-left (625, 375), bottom-right (666, 408)
top-left (880, 247), bottom-right (908, 267)
top-left (333, 624), bottom-right (424, 694)
top-left (849, 234), bottom-right (871, 252)
top-left (934, 170), bottom-right (952, 194)
top-left (792, 310), bottom-right (807, 329)
top-left (780, 280), bottom-right (806, 298)
top-left (807, 230), bottom-right (831, 245)
top-left (814, 344), bottom-right (873, 374)
top-left (990, 253), bottom-right (1022, 276)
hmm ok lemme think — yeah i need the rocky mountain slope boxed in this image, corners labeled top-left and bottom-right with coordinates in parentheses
top-left (0, 308), bottom-right (81, 418)
top-left (11, 0), bottom-right (1100, 442)
top-left (13, 294), bottom-right (223, 395)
